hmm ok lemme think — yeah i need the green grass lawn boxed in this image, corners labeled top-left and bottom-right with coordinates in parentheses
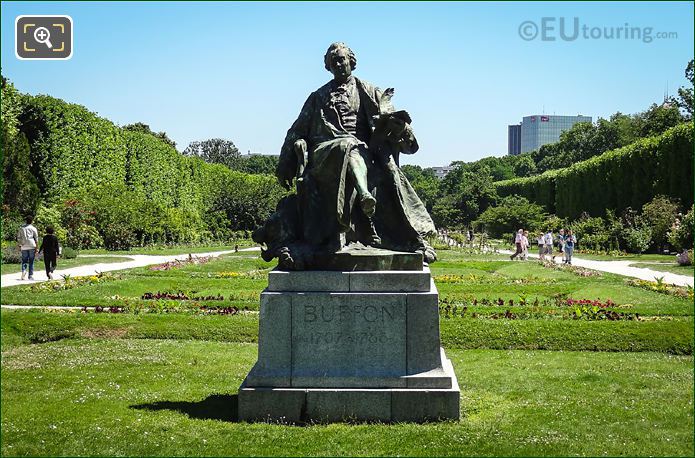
top-left (1, 332), bottom-right (691, 456)
top-left (1, 255), bottom-right (133, 275)
top-left (1, 248), bottom-right (692, 456)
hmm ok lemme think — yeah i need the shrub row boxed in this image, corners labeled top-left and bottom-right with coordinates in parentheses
top-left (495, 123), bottom-right (693, 218)
top-left (10, 93), bottom-right (286, 247)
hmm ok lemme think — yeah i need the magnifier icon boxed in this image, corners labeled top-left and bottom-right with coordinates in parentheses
top-left (33, 27), bottom-right (53, 49)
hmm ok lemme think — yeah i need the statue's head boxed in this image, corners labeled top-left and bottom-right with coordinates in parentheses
top-left (324, 42), bottom-right (356, 82)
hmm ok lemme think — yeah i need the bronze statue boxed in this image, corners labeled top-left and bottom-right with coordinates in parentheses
top-left (254, 42), bottom-right (437, 270)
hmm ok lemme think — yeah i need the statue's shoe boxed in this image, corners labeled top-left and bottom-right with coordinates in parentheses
top-left (360, 193), bottom-right (377, 218)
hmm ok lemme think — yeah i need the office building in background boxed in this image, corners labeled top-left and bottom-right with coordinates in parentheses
top-left (508, 124), bottom-right (521, 155)
top-left (508, 114), bottom-right (592, 155)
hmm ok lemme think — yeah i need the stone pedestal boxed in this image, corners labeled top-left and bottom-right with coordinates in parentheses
top-left (238, 261), bottom-right (460, 423)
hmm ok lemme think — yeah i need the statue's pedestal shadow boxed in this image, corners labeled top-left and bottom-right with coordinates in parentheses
top-left (131, 394), bottom-right (238, 422)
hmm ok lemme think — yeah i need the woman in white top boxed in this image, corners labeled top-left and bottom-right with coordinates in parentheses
top-left (537, 232), bottom-right (545, 260)
top-left (521, 230), bottom-right (530, 260)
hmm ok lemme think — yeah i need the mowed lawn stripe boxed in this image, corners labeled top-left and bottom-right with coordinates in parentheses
top-left (1, 338), bottom-right (691, 456)
top-left (2, 310), bottom-right (691, 355)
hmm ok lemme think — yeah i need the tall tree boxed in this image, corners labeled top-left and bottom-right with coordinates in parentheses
top-left (123, 122), bottom-right (177, 149)
top-left (2, 76), bottom-right (39, 215)
top-left (240, 154), bottom-right (279, 175)
top-left (633, 103), bottom-right (684, 138)
top-left (183, 138), bottom-right (242, 170)
top-left (641, 195), bottom-right (680, 252)
top-left (674, 59), bottom-right (694, 119)
top-left (512, 154), bottom-right (537, 177)
top-left (434, 165), bottom-right (497, 228)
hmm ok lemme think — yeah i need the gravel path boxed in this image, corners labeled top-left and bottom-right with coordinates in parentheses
top-left (500, 250), bottom-right (693, 287)
top-left (1, 243), bottom-right (690, 293)
top-left (0, 247), bottom-right (261, 289)
top-left (438, 234), bottom-right (692, 287)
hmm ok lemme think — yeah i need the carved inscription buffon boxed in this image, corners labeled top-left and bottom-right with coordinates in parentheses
top-left (303, 303), bottom-right (396, 323)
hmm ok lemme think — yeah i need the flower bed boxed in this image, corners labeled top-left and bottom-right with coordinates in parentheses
top-left (627, 277), bottom-right (693, 300)
top-left (31, 272), bottom-right (119, 292)
top-left (149, 254), bottom-right (212, 271)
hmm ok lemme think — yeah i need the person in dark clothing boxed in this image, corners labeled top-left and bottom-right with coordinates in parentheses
top-left (38, 226), bottom-right (60, 279)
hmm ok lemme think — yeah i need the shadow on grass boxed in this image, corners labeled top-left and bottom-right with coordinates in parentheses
top-left (131, 393), bottom-right (238, 422)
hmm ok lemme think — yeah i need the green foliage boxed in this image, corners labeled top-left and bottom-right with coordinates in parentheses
top-left (1, 76), bottom-right (21, 140)
top-left (542, 214), bottom-right (567, 233)
top-left (669, 205), bottom-right (694, 251)
top-left (674, 59), bottom-right (694, 119)
top-left (3, 132), bottom-right (40, 216)
top-left (183, 138), bottom-right (241, 170)
top-left (570, 215), bottom-right (608, 251)
top-left (512, 154), bottom-right (537, 177)
top-left (208, 169), bottom-right (286, 231)
top-left (495, 171), bottom-right (558, 213)
top-left (34, 204), bottom-right (68, 244)
top-left (1, 212), bottom-right (23, 242)
top-left (624, 223), bottom-right (653, 254)
top-left (641, 195), bottom-right (681, 251)
top-left (238, 154), bottom-right (279, 175)
top-left (60, 199), bottom-right (102, 250)
top-left (434, 165), bottom-right (498, 227)
top-left (123, 130), bottom-right (190, 210)
top-left (530, 105), bottom-right (683, 174)
top-left (1, 244), bottom-right (21, 264)
top-left (496, 123), bottom-right (693, 219)
top-left (18, 94), bottom-right (128, 199)
top-left (475, 195), bottom-right (547, 237)
top-left (633, 103), bottom-right (685, 138)
top-left (62, 247), bottom-right (78, 259)
top-left (450, 155), bottom-right (519, 182)
top-left (122, 122), bottom-right (176, 149)
top-left (2, 81), bottom-right (286, 250)
top-left (0, 78), bottom-right (39, 216)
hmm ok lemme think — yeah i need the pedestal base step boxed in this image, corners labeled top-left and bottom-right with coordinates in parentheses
top-left (238, 353), bottom-right (460, 423)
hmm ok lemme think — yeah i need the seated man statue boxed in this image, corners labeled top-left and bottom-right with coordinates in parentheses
top-left (255, 42), bottom-right (437, 270)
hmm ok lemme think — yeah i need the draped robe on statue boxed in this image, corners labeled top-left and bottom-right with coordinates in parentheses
top-left (276, 76), bottom-right (436, 257)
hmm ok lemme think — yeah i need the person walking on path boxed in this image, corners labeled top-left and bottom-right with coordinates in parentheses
top-left (38, 226), bottom-right (60, 279)
top-left (564, 229), bottom-right (577, 264)
top-left (16, 215), bottom-right (39, 280)
top-left (510, 229), bottom-right (524, 260)
top-left (552, 228), bottom-right (566, 262)
top-left (537, 232), bottom-right (546, 261)
top-left (521, 230), bottom-right (530, 260)
top-left (543, 230), bottom-right (554, 259)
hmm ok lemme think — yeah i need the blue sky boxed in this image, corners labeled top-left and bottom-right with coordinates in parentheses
top-left (2, 1), bottom-right (693, 167)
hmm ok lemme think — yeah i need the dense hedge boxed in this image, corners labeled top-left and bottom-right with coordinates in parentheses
top-left (496, 123), bottom-right (693, 218)
top-left (10, 93), bottom-right (285, 246)
top-left (19, 95), bottom-right (128, 199)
